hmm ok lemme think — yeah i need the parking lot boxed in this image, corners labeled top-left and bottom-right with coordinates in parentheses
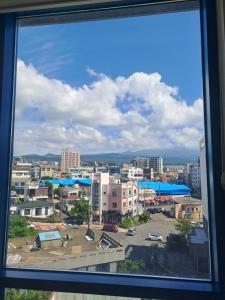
top-left (106, 213), bottom-right (178, 248)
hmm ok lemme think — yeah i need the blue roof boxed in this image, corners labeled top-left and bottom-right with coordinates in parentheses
top-left (41, 178), bottom-right (91, 186)
top-left (137, 181), bottom-right (191, 195)
top-left (38, 230), bottom-right (62, 242)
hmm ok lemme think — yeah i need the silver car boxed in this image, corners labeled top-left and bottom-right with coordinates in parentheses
top-left (127, 228), bottom-right (137, 236)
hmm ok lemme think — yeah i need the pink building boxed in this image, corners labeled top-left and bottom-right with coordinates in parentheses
top-left (104, 181), bottom-right (138, 224)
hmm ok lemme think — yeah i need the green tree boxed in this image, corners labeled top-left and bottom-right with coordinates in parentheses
top-left (175, 216), bottom-right (193, 236)
top-left (41, 176), bottom-right (53, 180)
top-left (118, 259), bottom-right (144, 273)
top-left (8, 216), bottom-right (37, 238)
top-left (166, 233), bottom-right (188, 252)
top-left (138, 210), bottom-right (150, 223)
top-left (54, 187), bottom-right (63, 198)
top-left (70, 198), bottom-right (91, 227)
top-left (44, 181), bottom-right (53, 197)
top-left (5, 289), bottom-right (51, 300)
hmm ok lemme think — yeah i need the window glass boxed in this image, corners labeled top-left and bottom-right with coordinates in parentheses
top-left (7, 4), bottom-right (211, 279)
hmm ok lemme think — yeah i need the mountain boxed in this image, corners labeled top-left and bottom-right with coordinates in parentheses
top-left (15, 148), bottom-right (198, 165)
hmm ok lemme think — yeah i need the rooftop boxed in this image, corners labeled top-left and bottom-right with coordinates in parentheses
top-left (17, 200), bottom-right (53, 209)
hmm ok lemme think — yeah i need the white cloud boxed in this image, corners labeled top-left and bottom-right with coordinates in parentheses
top-left (14, 60), bottom-right (204, 155)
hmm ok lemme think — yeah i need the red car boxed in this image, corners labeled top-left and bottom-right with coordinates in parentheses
top-left (102, 224), bottom-right (118, 233)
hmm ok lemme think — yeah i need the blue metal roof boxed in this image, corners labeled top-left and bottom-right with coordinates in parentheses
top-left (38, 230), bottom-right (62, 242)
top-left (41, 178), bottom-right (91, 186)
top-left (137, 181), bottom-right (191, 195)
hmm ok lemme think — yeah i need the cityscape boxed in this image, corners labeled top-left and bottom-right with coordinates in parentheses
top-left (8, 138), bottom-right (209, 279)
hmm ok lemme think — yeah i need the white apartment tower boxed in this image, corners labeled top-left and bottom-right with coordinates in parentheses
top-left (61, 149), bottom-right (80, 172)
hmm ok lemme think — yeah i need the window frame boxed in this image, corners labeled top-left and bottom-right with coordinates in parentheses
top-left (0, 0), bottom-right (224, 299)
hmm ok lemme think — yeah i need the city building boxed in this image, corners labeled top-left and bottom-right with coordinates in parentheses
top-left (170, 198), bottom-right (203, 221)
top-left (189, 158), bottom-right (201, 197)
top-left (61, 149), bottom-right (80, 172)
top-left (148, 156), bottom-right (164, 174)
top-left (40, 164), bottom-right (54, 178)
top-left (91, 172), bottom-right (109, 223)
top-left (102, 181), bottom-right (138, 223)
top-left (16, 200), bottom-right (54, 218)
top-left (121, 167), bottom-right (143, 180)
top-left (199, 137), bottom-right (209, 230)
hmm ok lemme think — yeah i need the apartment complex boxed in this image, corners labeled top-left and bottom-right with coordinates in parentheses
top-left (132, 156), bottom-right (163, 174)
top-left (61, 149), bottom-right (80, 172)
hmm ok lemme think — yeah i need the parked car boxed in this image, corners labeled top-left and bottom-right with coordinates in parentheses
top-left (102, 224), bottom-right (118, 233)
top-left (148, 233), bottom-right (163, 241)
top-left (127, 228), bottom-right (137, 236)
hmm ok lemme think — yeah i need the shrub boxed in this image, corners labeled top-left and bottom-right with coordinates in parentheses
top-left (166, 233), bottom-right (188, 252)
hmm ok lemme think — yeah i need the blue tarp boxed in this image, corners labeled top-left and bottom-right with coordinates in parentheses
top-left (38, 230), bottom-right (62, 242)
top-left (41, 178), bottom-right (91, 186)
top-left (137, 181), bottom-right (191, 196)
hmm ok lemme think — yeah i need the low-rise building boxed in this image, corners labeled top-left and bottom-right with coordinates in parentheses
top-left (170, 198), bottom-right (203, 221)
top-left (16, 200), bottom-right (54, 218)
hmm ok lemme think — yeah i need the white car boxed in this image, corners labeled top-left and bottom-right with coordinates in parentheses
top-left (148, 233), bottom-right (163, 241)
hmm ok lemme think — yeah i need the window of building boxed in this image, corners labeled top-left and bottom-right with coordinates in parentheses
top-left (24, 208), bottom-right (30, 216)
top-left (0, 0), bottom-right (224, 300)
top-left (112, 191), bottom-right (117, 197)
top-left (112, 202), bottom-right (117, 208)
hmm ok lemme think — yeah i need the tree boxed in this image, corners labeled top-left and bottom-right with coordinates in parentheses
top-left (166, 233), bottom-right (188, 252)
top-left (54, 187), bottom-right (63, 198)
top-left (8, 216), bottom-right (37, 238)
top-left (138, 210), bottom-right (150, 223)
top-left (175, 217), bottom-right (193, 236)
top-left (44, 181), bottom-right (53, 197)
top-left (41, 176), bottom-right (53, 180)
top-left (70, 198), bottom-right (91, 227)
top-left (5, 289), bottom-right (52, 300)
top-left (118, 259), bottom-right (144, 273)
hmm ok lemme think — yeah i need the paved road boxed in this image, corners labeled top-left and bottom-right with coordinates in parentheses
top-left (107, 213), bottom-right (178, 248)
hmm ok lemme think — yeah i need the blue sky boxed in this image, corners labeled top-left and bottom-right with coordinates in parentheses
top-left (15, 10), bottom-right (204, 155)
top-left (18, 11), bottom-right (202, 103)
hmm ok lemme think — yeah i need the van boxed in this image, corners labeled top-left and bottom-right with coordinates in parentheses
top-left (102, 224), bottom-right (118, 233)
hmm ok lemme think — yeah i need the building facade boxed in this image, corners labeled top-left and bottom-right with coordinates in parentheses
top-left (61, 149), bottom-right (80, 172)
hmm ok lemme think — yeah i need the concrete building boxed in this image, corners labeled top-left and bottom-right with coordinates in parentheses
top-left (40, 164), bottom-right (54, 178)
top-left (170, 199), bottom-right (203, 221)
top-left (148, 156), bottom-right (163, 174)
top-left (189, 158), bottom-right (201, 197)
top-left (91, 172), bottom-right (109, 223)
top-left (103, 181), bottom-right (138, 224)
top-left (121, 167), bottom-right (143, 180)
top-left (61, 149), bottom-right (80, 172)
top-left (17, 200), bottom-right (54, 218)
top-left (24, 183), bottom-right (49, 201)
top-left (199, 137), bottom-right (209, 230)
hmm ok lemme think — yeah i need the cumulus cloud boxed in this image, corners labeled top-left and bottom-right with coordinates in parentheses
top-left (14, 60), bottom-right (204, 155)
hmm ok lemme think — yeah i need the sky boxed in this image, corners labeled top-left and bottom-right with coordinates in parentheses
top-left (14, 10), bottom-right (204, 155)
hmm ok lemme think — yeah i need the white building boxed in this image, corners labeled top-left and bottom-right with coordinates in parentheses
top-left (61, 149), bottom-right (80, 173)
top-left (17, 200), bottom-right (54, 218)
top-left (91, 172), bottom-right (109, 223)
top-left (121, 167), bottom-right (143, 180)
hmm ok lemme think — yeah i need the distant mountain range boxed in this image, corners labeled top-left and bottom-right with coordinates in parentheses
top-left (15, 148), bottom-right (198, 165)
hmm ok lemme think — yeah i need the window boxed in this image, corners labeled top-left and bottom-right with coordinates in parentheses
top-left (112, 191), bottom-right (117, 197)
top-left (24, 208), bottom-right (30, 216)
top-left (112, 202), bottom-right (117, 208)
top-left (0, 0), bottom-right (225, 299)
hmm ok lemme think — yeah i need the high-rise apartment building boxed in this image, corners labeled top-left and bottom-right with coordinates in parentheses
top-left (61, 149), bottom-right (80, 172)
top-left (148, 156), bottom-right (163, 174)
